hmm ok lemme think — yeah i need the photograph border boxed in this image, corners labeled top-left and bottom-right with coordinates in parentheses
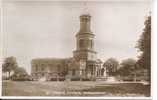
top-left (0, 0), bottom-right (155, 99)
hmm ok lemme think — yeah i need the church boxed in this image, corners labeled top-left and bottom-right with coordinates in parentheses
top-left (31, 14), bottom-right (106, 81)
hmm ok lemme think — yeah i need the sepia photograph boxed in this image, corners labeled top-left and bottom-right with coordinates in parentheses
top-left (1, 0), bottom-right (151, 98)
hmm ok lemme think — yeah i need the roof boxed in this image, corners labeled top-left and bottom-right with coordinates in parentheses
top-left (31, 58), bottom-right (71, 66)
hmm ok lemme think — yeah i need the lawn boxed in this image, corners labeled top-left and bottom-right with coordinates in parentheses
top-left (2, 81), bottom-right (150, 96)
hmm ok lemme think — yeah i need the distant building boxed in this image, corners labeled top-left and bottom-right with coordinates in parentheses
top-left (31, 58), bottom-right (69, 80)
top-left (31, 14), bottom-right (106, 81)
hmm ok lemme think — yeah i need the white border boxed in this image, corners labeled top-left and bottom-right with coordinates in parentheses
top-left (0, 96), bottom-right (153, 99)
top-left (152, 0), bottom-right (157, 100)
top-left (0, 0), bottom-right (154, 99)
top-left (0, 0), bottom-right (3, 98)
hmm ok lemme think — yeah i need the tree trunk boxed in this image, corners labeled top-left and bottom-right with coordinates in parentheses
top-left (8, 71), bottom-right (11, 80)
top-left (134, 73), bottom-right (137, 82)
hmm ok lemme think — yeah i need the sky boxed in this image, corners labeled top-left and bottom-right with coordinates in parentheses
top-left (2, 0), bottom-right (151, 74)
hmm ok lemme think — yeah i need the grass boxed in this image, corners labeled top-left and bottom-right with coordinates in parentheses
top-left (80, 83), bottom-right (150, 96)
top-left (2, 81), bottom-right (150, 96)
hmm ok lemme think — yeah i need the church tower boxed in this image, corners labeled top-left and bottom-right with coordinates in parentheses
top-left (73, 14), bottom-right (97, 61)
top-left (73, 14), bottom-right (97, 79)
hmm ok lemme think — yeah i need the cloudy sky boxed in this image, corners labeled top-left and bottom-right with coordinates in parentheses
top-left (2, 0), bottom-right (151, 73)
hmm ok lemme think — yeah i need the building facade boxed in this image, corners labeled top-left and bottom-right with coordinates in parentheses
top-left (72, 14), bottom-right (99, 79)
top-left (31, 14), bottom-right (106, 81)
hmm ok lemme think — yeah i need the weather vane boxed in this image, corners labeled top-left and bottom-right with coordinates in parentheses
top-left (83, 1), bottom-right (89, 15)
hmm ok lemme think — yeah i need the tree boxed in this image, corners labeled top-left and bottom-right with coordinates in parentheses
top-left (2, 56), bottom-right (18, 78)
top-left (117, 58), bottom-right (136, 77)
top-left (14, 67), bottom-right (27, 75)
top-left (136, 16), bottom-right (151, 82)
top-left (103, 58), bottom-right (119, 76)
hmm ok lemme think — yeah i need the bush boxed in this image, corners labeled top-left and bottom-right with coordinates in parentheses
top-left (71, 77), bottom-right (80, 81)
top-left (50, 78), bottom-right (57, 81)
top-left (82, 78), bottom-right (90, 81)
top-left (59, 77), bottom-right (65, 81)
top-left (49, 77), bottom-right (65, 81)
top-left (11, 74), bottom-right (33, 81)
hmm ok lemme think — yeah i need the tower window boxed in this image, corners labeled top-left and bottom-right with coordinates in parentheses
top-left (41, 67), bottom-right (44, 71)
top-left (35, 65), bottom-right (38, 71)
top-left (79, 39), bottom-right (85, 48)
top-left (79, 39), bottom-right (93, 49)
top-left (88, 40), bottom-right (92, 49)
top-left (91, 40), bottom-right (93, 48)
